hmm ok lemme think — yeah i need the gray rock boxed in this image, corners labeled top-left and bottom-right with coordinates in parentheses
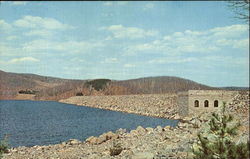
top-left (164, 125), bottom-right (171, 130)
top-left (145, 127), bottom-right (154, 133)
top-left (116, 128), bottom-right (127, 135)
top-left (105, 131), bottom-right (118, 140)
top-left (66, 139), bottom-right (81, 145)
top-left (155, 126), bottom-right (163, 133)
top-left (86, 136), bottom-right (99, 144)
top-left (136, 126), bottom-right (146, 134)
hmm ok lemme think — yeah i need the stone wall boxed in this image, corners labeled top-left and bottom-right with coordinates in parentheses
top-left (178, 90), bottom-right (238, 117)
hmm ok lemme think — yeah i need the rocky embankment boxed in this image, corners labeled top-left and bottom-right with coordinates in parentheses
top-left (2, 122), bottom-right (206, 159)
top-left (4, 115), bottom-right (248, 159)
top-left (59, 94), bottom-right (178, 119)
top-left (3, 91), bottom-right (249, 159)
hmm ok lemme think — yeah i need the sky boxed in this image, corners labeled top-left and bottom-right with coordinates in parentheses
top-left (0, 1), bottom-right (249, 87)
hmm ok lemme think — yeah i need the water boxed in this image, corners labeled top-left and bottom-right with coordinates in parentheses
top-left (0, 100), bottom-right (178, 147)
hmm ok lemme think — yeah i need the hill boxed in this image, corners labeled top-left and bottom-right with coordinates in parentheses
top-left (0, 70), bottom-right (85, 100)
top-left (0, 70), bottom-right (217, 100)
top-left (101, 76), bottom-right (216, 95)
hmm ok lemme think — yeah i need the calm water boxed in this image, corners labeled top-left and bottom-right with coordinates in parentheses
top-left (0, 100), bottom-right (178, 147)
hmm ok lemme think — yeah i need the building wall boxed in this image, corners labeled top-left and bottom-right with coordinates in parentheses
top-left (178, 90), bottom-right (238, 117)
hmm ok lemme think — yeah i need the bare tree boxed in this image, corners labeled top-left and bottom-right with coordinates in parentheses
top-left (227, 0), bottom-right (249, 23)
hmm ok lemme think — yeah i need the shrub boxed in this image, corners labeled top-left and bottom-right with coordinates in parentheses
top-left (18, 89), bottom-right (36, 94)
top-left (192, 102), bottom-right (249, 159)
top-left (0, 135), bottom-right (9, 158)
top-left (84, 79), bottom-right (111, 91)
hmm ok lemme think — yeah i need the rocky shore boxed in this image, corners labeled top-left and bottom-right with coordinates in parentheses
top-left (59, 94), bottom-right (179, 119)
top-left (2, 91), bottom-right (249, 159)
top-left (3, 115), bottom-right (248, 159)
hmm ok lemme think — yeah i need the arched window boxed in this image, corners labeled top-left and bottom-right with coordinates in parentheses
top-left (214, 100), bottom-right (218, 107)
top-left (204, 100), bottom-right (209, 107)
top-left (194, 100), bottom-right (199, 107)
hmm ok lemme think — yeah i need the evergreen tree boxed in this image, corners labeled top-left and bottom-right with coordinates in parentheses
top-left (192, 102), bottom-right (249, 159)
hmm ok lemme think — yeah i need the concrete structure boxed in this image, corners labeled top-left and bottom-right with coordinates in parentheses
top-left (178, 90), bottom-right (238, 116)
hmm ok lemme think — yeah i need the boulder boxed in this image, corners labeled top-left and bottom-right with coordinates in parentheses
top-left (183, 116), bottom-right (193, 121)
top-left (85, 136), bottom-right (99, 144)
top-left (86, 131), bottom-right (119, 145)
top-left (145, 127), bottom-right (154, 134)
top-left (164, 126), bottom-right (171, 130)
top-left (155, 126), bottom-right (163, 133)
top-left (97, 134), bottom-right (107, 144)
top-left (66, 139), bottom-right (81, 145)
top-left (130, 130), bottom-right (138, 136)
top-left (177, 122), bottom-right (188, 128)
top-left (105, 131), bottom-right (118, 140)
top-left (190, 118), bottom-right (201, 128)
top-left (116, 128), bottom-right (126, 135)
top-left (173, 114), bottom-right (180, 119)
top-left (136, 126), bottom-right (146, 134)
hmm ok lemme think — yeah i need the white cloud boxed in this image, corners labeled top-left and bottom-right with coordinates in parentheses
top-left (0, 38), bottom-right (104, 58)
top-left (102, 25), bottom-right (158, 39)
top-left (6, 36), bottom-right (17, 41)
top-left (14, 16), bottom-right (75, 30)
top-left (232, 38), bottom-right (249, 49)
top-left (148, 57), bottom-right (198, 64)
top-left (216, 38), bottom-right (249, 49)
top-left (0, 43), bottom-right (20, 56)
top-left (0, 20), bottom-right (12, 32)
top-left (144, 3), bottom-right (155, 10)
top-left (11, 1), bottom-right (28, 5)
top-left (24, 29), bottom-right (53, 37)
top-left (9, 57), bottom-right (39, 63)
top-left (102, 58), bottom-right (118, 64)
top-left (103, 1), bottom-right (128, 6)
top-left (124, 24), bottom-right (248, 55)
top-left (22, 39), bottom-right (103, 54)
top-left (202, 56), bottom-right (249, 67)
top-left (1, 16), bottom-right (75, 38)
top-left (210, 24), bottom-right (248, 38)
top-left (103, 2), bottom-right (113, 6)
top-left (124, 64), bottom-right (136, 68)
top-left (70, 58), bottom-right (85, 63)
top-left (117, 1), bottom-right (128, 5)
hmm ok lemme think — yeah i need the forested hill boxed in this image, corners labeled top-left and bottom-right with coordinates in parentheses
top-left (0, 70), bottom-right (218, 100)
top-left (111, 76), bottom-right (215, 95)
top-left (0, 70), bottom-right (85, 100)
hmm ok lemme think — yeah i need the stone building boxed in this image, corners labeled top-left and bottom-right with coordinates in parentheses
top-left (178, 90), bottom-right (238, 116)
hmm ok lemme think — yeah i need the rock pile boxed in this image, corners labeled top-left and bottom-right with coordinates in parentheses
top-left (228, 91), bottom-right (249, 115)
top-left (86, 131), bottom-right (119, 145)
top-left (3, 124), bottom-right (199, 159)
top-left (3, 109), bottom-right (249, 159)
top-left (60, 94), bottom-right (178, 119)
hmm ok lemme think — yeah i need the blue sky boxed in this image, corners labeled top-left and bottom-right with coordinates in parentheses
top-left (0, 1), bottom-right (249, 87)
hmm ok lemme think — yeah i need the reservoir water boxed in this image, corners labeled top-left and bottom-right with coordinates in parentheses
top-left (0, 100), bottom-right (178, 147)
